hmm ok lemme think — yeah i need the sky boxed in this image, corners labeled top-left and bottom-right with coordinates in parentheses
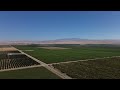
top-left (0, 11), bottom-right (120, 41)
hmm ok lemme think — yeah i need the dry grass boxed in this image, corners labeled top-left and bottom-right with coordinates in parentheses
top-left (0, 47), bottom-right (17, 51)
top-left (38, 47), bottom-right (70, 50)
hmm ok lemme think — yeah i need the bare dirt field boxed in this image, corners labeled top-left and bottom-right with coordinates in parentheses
top-left (38, 47), bottom-right (70, 50)
top-left (0, 47), bottom-right (17, 51)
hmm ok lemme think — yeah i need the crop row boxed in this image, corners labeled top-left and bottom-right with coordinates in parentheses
top-left (53, 57), bottom-right (120, 79)
top-left (0, 51), bottom-right (26, 59)
top-left (0, 58), bottom-right (40, 70)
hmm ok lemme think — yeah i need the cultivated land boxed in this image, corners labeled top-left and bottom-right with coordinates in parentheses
top-left (1, 44), bottom-right (120, 79)
top-left (0, 47), bottom-right (40, 70)
top-left (0, 47), bottom-right (17, 51)
top-left (38, 47), bottom-right (70, 50)
top-left (14, 45), bottom-right (120, 63)
top-left (0, 67), bottom-right (60, 79)
top-left (0, 46), bottom-right (67, 79)
top-left (53, 57), bottom-right (120, 79)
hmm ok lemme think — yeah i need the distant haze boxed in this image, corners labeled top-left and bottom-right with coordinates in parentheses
top-left (1, 38), bottom-right (120, 45)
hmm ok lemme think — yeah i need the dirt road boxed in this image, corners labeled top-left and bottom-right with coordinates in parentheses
top-left (12, 46), bottom-right (72, 79)
top-left (48, 56), bottom-right (120, 65)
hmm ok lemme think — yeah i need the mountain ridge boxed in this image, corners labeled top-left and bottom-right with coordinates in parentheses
top-left (0, 38), bottom-right (120, 45)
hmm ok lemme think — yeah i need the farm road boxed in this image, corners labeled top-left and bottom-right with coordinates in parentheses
top-left (12, 46), bottom-right (72, 79)
top-left (3, 46), bottom-right (120, 79)
top-left (48, 56), bottom-right (120, 65)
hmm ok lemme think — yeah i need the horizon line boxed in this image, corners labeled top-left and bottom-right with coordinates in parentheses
top-left (0, 38), bottom-right (120, 42)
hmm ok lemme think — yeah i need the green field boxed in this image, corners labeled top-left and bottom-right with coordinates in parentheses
top-left (0, 67), bottom-right (60, 79)
top-left (53, 57), bottom-right (120, 79)
top-left (14, 45), bottom-right (120, 63)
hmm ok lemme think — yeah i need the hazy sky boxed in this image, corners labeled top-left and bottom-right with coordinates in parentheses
top-left (0, 11), bottom-right (120, 41)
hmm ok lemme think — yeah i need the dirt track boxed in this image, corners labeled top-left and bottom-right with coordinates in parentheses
top-left (13, 46), bottom-right (72, 79)
top-left (48, 56), bottom-right (120, 65)
top-left (1, 46), bottom-right (120, 79)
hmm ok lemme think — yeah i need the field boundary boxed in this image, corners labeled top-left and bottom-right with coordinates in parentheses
top-left (48, 56), bottom-right (120, 65)
top-left (1, 55), bottom-right (119, 73)
top-left (12, 46), bottom-right (72, 79)
top-left (2, 45), bottom-right (120, 79)
top-left (0, 65), bottom-right (43, 72)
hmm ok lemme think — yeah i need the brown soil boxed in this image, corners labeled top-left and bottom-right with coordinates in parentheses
top-left (0, 47), bottom-right (17, 51)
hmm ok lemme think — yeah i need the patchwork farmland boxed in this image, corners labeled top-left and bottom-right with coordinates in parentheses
top-left (0, 67), bottom-right (60, 79)
top-left (0, 46), bottom-right (40, 70)
top-left (0, 44), bottom-right (120, 79)
top-left (0, 45), bottom-right (69, 79)
top-left (14, 44), bottom-right (120, 63)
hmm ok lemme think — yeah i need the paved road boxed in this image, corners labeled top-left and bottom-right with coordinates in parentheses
top-left (13, 46), bottom-right (72, 79)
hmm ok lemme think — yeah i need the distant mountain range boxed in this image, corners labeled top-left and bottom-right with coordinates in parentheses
top-left (1, 38), bottom-right (120, 45)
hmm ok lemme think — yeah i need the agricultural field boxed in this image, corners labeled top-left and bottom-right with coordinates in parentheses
top-left (14, 44), bottom-right (120, 63)
top-left (0, 67), bottom-right (60, 79)
top-left (53, 57), bottom-right (120, 79)
top-left (1, 44), bottom-right (120, 79)
top-left (0, 47), bottom-right (17, 51)
top-left (38, 47), bottom-right (70, 50)
top-left (0, 57), bottom-right (40, 70)
top-left (0, 50), bottom-right (23, 59)
top-left (0, 46), bottom-right (40, 70)
top-left (0, 45), bottom-right (62, 79)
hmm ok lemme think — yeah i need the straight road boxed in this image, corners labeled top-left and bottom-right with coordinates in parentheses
top-left (48, 56), bottom-right (120, 65)
top-left (12, 46), bottom-right (72, 79)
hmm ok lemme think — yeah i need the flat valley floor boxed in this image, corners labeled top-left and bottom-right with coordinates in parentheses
top-left (0, 44), bottom-right (120, 79)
